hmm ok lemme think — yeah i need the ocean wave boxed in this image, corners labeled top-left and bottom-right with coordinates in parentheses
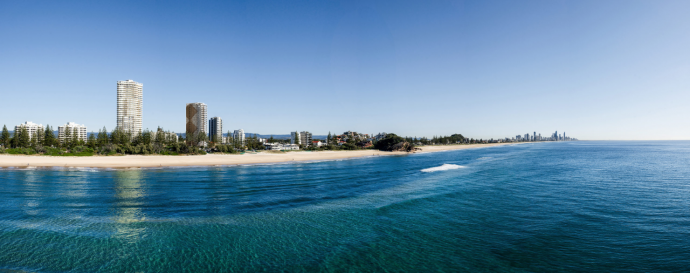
top-left (421, 164), bottom-right (465, 173)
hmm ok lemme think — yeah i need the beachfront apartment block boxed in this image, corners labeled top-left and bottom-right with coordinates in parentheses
top-left (186, 103), bottom-right (207, 136)
top-left (58, 122), bottom-right (87, 143)
top-left (291, 131), bottom-right (301, 145)
top-left (265, 143), bottom-right (299, 151)
top-left (233, 129), bottom-right (245, 145)
top-left (14, 121), bottom-right (44, 141)
top-left (152, 129), bottom-right (179, 143)
top-left (117, 80), bottom-right (143, 136)
top-left (300, 131), bottom-right (312, 146)
top-left (209, 117), bottom-right (223, 143)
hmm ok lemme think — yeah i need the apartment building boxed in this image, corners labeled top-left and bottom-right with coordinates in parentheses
top-left (116, 80), bottom-right (143, 136)
top-left (58, 122), bottom-right (87, 143)
top-left (209, 117), bottom-right (223, 143)
top-left (14, 121), bottom-right (44, 141)
top-left (186, 103), bottom-right (208, 136)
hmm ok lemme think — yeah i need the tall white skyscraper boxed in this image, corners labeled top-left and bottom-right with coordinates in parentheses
top-left (186, 103), bottom-right (208, 136)
top-left (117, 80), bottom-right (143, 135)
top-left (209, 117), bottom-right (222, 143)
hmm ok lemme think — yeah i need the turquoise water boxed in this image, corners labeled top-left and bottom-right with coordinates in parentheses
top-left (1, 141), bottom-right (690, 272)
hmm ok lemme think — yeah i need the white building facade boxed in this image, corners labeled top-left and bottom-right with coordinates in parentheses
top-left (58, 122), bottom-right (87, 143)
top-left (291, 131), bottom-right (301, 145)
top-left (117, 80), bottom-right (143, 136)
top-left (264, 143), bottom-right (299, 151)
top-left (152, 130), bottom-right (179, 143)
top-left (14, 121), bottom-right (44, 141)
top-left (233, 129), bottom-right (245, 146)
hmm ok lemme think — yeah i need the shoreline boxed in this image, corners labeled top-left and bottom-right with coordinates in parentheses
top-left (0, 143), bottom-right (521, 169)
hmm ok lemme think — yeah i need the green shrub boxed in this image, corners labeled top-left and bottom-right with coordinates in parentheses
top-left (160, 150), bottom-right (179, 155)
top-left (7, 148), bottom-right (36, 155)
top-left (45, 147), bottom-right (65, 156)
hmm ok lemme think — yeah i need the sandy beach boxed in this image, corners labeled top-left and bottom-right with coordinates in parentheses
top-left (0, 143), bottom-right (519, 168)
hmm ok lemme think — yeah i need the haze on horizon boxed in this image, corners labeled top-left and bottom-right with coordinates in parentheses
top-left (1, 0), bottom-right (688, 140)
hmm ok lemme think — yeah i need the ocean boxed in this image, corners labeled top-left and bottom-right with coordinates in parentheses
top-left (1, 141), bottom-right (689, 272)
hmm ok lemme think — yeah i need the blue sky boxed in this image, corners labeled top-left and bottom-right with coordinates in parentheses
top-left (1, 0), bottom-right (688, 140)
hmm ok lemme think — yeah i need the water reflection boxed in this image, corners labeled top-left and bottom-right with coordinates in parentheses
top-left (113, 170), bottom-right (147, 242)
top-left (21, 170), bottom-right (43, 216)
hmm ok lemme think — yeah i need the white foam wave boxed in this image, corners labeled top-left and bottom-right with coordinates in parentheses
top-left (420, 164), bottom-right (465, 173)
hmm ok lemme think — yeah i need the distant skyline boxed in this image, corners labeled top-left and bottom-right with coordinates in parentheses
top-left (1, 0), bottom-right (689, 140)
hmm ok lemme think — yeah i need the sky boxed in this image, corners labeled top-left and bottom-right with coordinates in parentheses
top-left (1, 0), bottom-right (689, 140)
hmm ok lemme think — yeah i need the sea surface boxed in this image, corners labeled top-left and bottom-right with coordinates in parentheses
top-left (1, 141), bottom-right (689, 272)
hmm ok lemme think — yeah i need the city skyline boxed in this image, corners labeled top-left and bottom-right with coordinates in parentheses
top-left (1, 1), bottom-right (689, 140)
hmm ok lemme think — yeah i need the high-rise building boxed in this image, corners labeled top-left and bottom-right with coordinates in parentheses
top-left (233, 129), bottom-right (245, 146)
top-left (209, 117), bottom-right (223, 143)
top-left (116, 80), bottom-right (143, 136)
top-left (291, 131), bottom-right (301, 145)
top-left (14, 121), bottom-right (44, 141)
top-left (58, 122), bottom-right (87, 143)
top-left (300, 131), bottom-right (312, 146)
top-left (185, 103), bottom-right (208, 136)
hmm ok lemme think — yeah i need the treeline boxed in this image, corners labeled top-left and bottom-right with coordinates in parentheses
top-left (401, 134), bottom-right (466, 145)
top-left (216, 131), bottom-right (265, 151)
top-left (0, 124), bottom-right (237, 156)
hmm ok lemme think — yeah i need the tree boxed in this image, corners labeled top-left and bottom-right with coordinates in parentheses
top-left (63, 125), bottom-right (72, 149)
top-left (327, 132), bottom-right (331, 145)
top-left (18, 126), bottom-right (30, 148)
top-left (0, 125), bottom-right (9, 148)
top-left (72, 128), bottom-right (79, 147)
top-left (30, 129), bottom-right (38, 147)
top-left (44, 125), bottom-right (55, 147)
top-left (155, 127), bottom-right (165, 144)
top-left (141, 129), bottom-right (152, 146)
top-left (36, 126), bottom-right (45, 147)
top-left (87, 132), bottom-right (97, 148)
top-left (98, 127), bottom-right (108, 146)
top-left (374, 133), bottom-right (406, 151)
top-left (10, 131), bottom-right (18, 148)
top-left (111, 127), bottom-right (130, 145)
top-left (293, 131), bottom-right (300, 145)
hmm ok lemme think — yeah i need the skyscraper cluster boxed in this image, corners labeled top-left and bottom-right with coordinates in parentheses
top-left (505, 130), bottom-right (576, 142)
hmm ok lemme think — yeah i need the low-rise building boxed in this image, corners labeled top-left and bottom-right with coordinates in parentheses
top-left (152, 130), bottom-right (179, 142)
top-left (312, 140), bottom-right (324, 147)
top-left (265, 143), bottom-right (300, 151)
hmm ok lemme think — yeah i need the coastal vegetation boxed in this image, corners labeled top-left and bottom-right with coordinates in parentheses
top-left (374, 134), bottom-right (418, 152)
top-left (0, 123), bottom-right (480, 156)
top-left (0, 125), bottom-right (223, 156)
